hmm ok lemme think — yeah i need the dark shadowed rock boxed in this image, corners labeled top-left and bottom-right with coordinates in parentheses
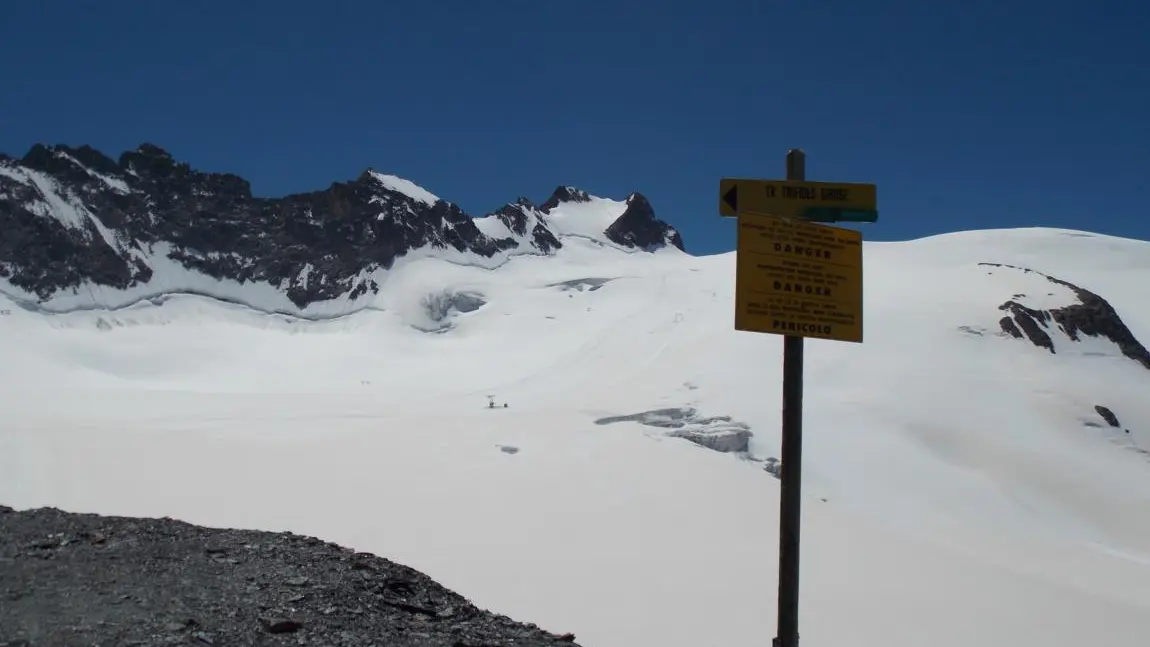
top-left (530, 222), bottom-right (563, 253)
top-left (539, 186), bottom-right (591, 213)
top-left (604, 192), bottom-right (685, 252)
top-left (997, 304), bottom-right (1055, 353)
top-left (0, 144), bottom-right (684, 311)
top-left (998, 316), bottom-right (1023, 339)
top-left (262, 618), bottom-right (304, 634)
top-left (0, 506), bottom-right (581, 647)
top-left (1095, 405), bottom-right (1121, 428)
top-left (489, 198), bottom-right (562, 254)
top-left (983, 262), bottom-right (1150, 370)
top-left (495, 198), bottom-right (536, 236)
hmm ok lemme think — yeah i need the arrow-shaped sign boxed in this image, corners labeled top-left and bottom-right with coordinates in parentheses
top-left (718, 178), bottom-right (877, 219)
top-left (722, 184), bottom-right (739, 213)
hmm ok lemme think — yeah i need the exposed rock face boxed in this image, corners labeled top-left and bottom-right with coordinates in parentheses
top-left (488, 198), bottom-right (561, 254)
top-left (1094, 405), bottom-right (1121, 428)
top-left (983, 262), bottom-right (1150, 370)
top-left (0, 144), bottom-right (683, 311)
top-left (998, 302), bottom-right (1055, 352)
top-left (0, 505), bottom-right (580, 646)
top-left (604, 192), bottom-right (685, 252)
top-left (539, 186), bottom-right (591, 213)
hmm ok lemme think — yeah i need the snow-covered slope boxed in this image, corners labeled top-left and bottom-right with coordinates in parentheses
top-left (538, 187), bottom-right (628, 240)
top-left (3, 226), bottom-right (1150, 647)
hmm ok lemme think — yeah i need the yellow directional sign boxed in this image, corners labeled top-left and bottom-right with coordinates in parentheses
top-left (719, 178), bottom-right (877, 219)
top-left (734, 211), bottom-right (864, 343)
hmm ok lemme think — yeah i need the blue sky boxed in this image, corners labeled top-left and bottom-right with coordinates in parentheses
top-left (2, 0), bottom-right (1147, 255)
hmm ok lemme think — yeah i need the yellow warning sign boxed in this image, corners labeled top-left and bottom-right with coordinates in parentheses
top-left (734, 211), bottom-right (864, 343)
top-left (719, 178), bottom-right (877, 218)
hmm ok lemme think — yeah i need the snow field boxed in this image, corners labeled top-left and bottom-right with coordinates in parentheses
top-left (2, 226), bottom-right (1150, 646)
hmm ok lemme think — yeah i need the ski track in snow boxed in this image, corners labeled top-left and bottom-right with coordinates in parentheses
top-left (2, 226), bottom-right (1150, 647)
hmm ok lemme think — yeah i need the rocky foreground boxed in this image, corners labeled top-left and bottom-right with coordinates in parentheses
top-left (0, 505), bottom-right (580, 647)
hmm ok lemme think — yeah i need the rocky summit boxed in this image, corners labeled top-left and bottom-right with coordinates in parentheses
top-left (0, 143), bottom-right (684, 310)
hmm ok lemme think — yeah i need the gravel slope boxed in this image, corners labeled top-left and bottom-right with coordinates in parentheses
top-left (0, 505), bottom-right (581, 647)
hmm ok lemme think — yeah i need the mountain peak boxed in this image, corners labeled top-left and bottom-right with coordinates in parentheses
top-left (540, 186), bottom-right (591, 213)
top-left (477, 198), bottom-right (561, 254)
top-left (135, 143), bottom-right (174, 160)
top-left (117, 143), bottom-right (187, 180)
top-left (362, 170), bottom-right (442, 206)
top-left (604, 191), bottom-right (685, 252)
top-left (15, 143), bottom-right (128, 192)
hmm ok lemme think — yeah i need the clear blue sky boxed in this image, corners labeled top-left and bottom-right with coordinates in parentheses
top-left (2, 0), bottom-right (1147, 255)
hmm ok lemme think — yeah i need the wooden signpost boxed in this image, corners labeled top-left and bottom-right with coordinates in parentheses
top-left (719, 151), bottom-right (877, 647)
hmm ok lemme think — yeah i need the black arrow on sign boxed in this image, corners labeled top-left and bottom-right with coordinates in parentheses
top-left (722, 184), bottom-right (738, 212)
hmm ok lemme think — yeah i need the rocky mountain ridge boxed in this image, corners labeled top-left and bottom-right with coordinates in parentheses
top-left (983, 262), bottom-right (1150, 371)
top-left (0, 143), bottom-right (684, 310)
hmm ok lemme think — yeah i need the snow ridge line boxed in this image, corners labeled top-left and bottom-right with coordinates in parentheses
top-left (0, 287), bottom-right (386, 322)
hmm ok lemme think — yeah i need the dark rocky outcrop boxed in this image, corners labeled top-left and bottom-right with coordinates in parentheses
top-left (983, 263), bottom-right (1150, 370)
top-left (0, 505), bottom-right (580, 647)
top-left (1095, 405), bottom-right (1121, 428)
top-left (539, 186), bottom-right (591, 213)
top-left (494, 198), bottom-right (537, 237)
top-left (604, 192), bottom-right (685, 252)
top-left (0, 144), bottom-right (683, 310)
top-left (997, 303), bottom-right (1055, 353)
top-left (488, 198), bottom-right (561, 254)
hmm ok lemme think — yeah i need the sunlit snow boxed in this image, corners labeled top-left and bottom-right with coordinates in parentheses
top-left (367, 170), bottom-right (441, 206)
top-left (2, 227), bottom-right (1150, 647)
top-left (542, 194), bottom-right (630, 242)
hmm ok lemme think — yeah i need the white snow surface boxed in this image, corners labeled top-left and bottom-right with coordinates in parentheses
top-left (3, 226), bottom-right (1150, 646)
top-left (472, 201), bottom-right (563, 255)
top-left (542, 193), bottom-right (630, 242)
top-left (367, 170), bottom-right (441, 206)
